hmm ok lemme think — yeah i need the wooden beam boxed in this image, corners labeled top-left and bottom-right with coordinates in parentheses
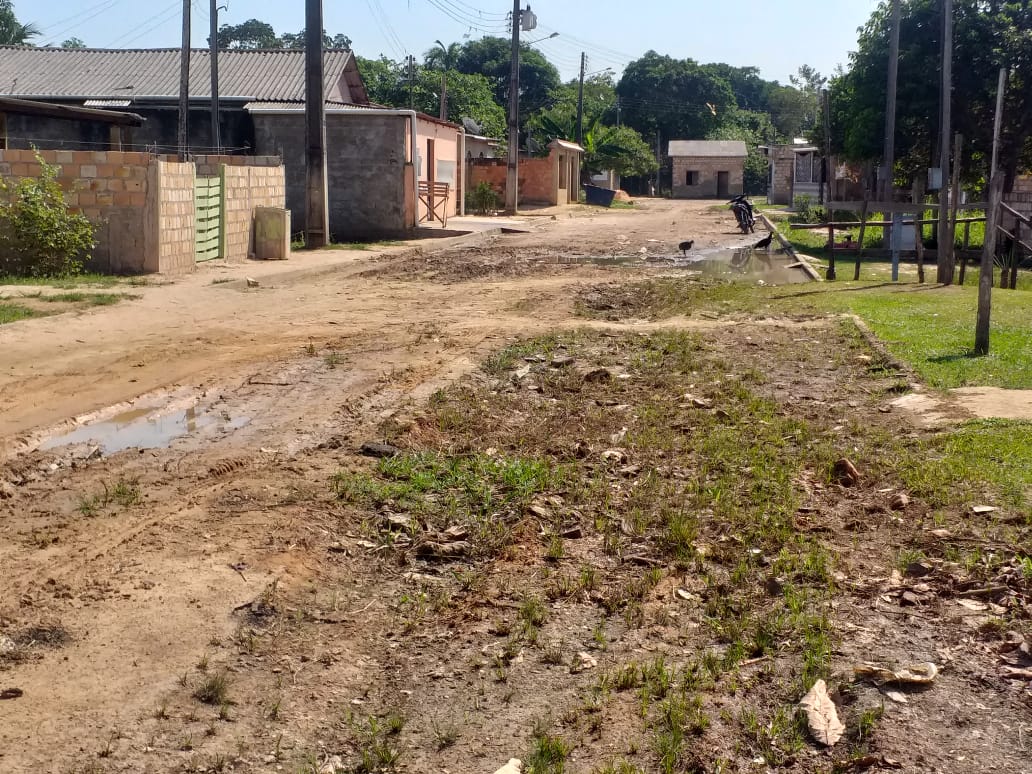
top-left (0, 96), bottom-right (143, 126)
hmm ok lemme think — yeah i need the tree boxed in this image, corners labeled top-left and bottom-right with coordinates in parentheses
top-left (61, 37), bottom-right (87, 48)
top-left (0, 0), bottom-right (39, 45)
top-left (454, 36), bottom-right (560, 124)
top-left (215, 18), bottom-right (279, 49)
top-left (533, 113), bottom-right (657, 179)
top-left (829, 0), bottom-right (1032, 191)
top-left (425, 40), bottom-right (462, 120)
top-left (615, 52), bottom-right (736, 144)
top-left (279, 30), bottom-right (352, 49)
top-left (356, 55), bottom-right (505, 139)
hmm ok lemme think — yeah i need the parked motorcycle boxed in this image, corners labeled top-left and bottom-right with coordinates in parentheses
top-left (729, 195), bottom-right (755, 234)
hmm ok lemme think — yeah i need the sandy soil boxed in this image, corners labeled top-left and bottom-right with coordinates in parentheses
top-left (1, 200), bottom-right (1028, 774)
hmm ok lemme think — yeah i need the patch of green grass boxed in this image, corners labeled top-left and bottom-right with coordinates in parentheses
top-left (525, 731), bottom-right (572, 774)
top-left (193, 671), bottom-right (231, 705)
top-left (0, 302), bottom-right (45, 325)
top-left (38, 292), bottom-right (136, 306)
top-left (0, 272), bottom-right (126, 288)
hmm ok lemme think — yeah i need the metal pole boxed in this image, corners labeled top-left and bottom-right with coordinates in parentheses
top-left (974, 68), bottom-right (1007, 356)
top-left (177, 0), bottom-right (191, 160)
top-left (576, 52), bottom-right (586, 146)
top-left (504, 0), bottom-right (521, 214)
top-left (936, 0), bottom-right (954, 283)
top-left (209, 0), bottom-right (219, 153)
top-left (304, 0), bottom-right (328, 248)
top-left (881, 0), bottom-right (900, 202)
top-left (821, 88), bottom-right (831, 205)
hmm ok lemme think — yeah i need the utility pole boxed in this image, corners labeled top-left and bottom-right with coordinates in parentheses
top-left (974, 68), bottom-right (1007, 356)
top-left (615, 96), bottom-right (620, 127)
top-left (177, 0), bottom-right (191, 160)
top-left (881, 0), bottom-right (900, 202)
top-left (209, 0), bottom-right (220, 153)
top-left (407, 55), bottom-right (416, 111)
top-left (304, 0), bottom-right (328, 248)
top-left (821, 88), bottom-right (831, 205)
top-left (576, 52), bottom-right (586, 146)
top-left (936, 0), bottom-right (954, 283)
top-left (504, 0), bottom-right (521, 214)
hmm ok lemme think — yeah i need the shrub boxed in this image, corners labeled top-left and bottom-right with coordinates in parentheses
top-left (791, 194), bottom-right (825, 225)
top-left (466, 181), bottom-right (500, 215)
top-left (0, 152), bottom-right (95, 278)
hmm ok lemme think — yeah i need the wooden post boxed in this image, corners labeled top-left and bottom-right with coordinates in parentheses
top-left (504, 0), bottom-right (521, 214)
top-left (974, 68), bottom-right (1007, 356)
top-left (958, 220), bottom-right (969, 284)
top-left (881, 0), bottom-right (901, 201)
top-left (948, 133), bottom-right (963, 282)
top-left (1010, 220), bottom-right (1021, 289)
top-left (854, 198), bottom-right (868, 280)
top-left (936, 0), bottom-right (954, 283)
top-left (0, 111), bottom-right (7, 150)
top-left (826, 217), bottom-right (836, 280)
top-left (914, 178), bottom-right (926, 284)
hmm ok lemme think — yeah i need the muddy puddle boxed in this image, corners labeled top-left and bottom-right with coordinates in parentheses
top-left (550, 245), bottom-right (813, 284)
top-left (39, 393), bottom-right (250, 454)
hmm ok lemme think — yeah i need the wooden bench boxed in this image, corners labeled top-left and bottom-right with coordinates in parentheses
top-left (418, 181), bottom-right (450, 227)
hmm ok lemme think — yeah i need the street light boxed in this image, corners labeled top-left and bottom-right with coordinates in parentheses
top-left (525, 32), bottom-right (559, 45)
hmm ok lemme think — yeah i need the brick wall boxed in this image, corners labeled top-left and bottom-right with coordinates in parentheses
top-left (193, 154), bottom-right (281, 177)
top-left (144, 160), bottom-right (195, 274)
top-left (221, 164), bottom-right (287, 262)
top-left (0, 148), bottom-right (151, 273)
top-left (468, 155), bottom-right (559, 206)
top-left (671, 156), bottom-right (745, 198)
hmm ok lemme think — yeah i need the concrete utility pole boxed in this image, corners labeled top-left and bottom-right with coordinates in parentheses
top-left (504, 0), bottom-right (521, 214)
top-left (576, 52), bottom-right (586, 146)
top-left (177, 0), bottom-right (191, 160)
top-left (975, 68), bottom-right (1007, 356)
top-left (407, 55), bottom-right (416, 111)
top-left (881, 0), bottom-right (900, 201)
top-left (936, 0), bottom-right (954, 283)
top-left (304, 0), bottom-right (329, 248)
top-left (209, 0), bottom-right (220, 153)
top-left (821, 88), bottom-right (831, 205)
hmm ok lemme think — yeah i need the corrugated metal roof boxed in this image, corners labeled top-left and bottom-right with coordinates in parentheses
top-left (667, 140), bottom-right (748, 158)
top-left (0, 46), bottom-right (363, 103)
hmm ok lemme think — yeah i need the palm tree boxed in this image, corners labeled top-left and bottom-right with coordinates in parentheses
top-left (425, 40), bottom-right (461, 121)
top-left (0, 1), bottom-right (40, 45)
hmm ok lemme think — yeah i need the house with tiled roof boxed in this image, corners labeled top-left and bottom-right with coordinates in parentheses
top-left (0, 46), bottom-right (462, 240)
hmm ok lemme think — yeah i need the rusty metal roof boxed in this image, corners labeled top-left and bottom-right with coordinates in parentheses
top-left (0, 46), bottom-right (367, 104)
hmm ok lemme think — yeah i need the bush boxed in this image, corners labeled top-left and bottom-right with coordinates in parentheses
top-left (0, 152), bottom-right (95, 278)
top-left (466, 181), bottom-right (500, 215)
top-left (791, 195), bottom-right (825, 224)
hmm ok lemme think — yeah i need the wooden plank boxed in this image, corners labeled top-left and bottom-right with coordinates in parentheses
top-left (813, 200), bottom-right (987, 213)
top-left (854, 199), bottom-right (869, 280)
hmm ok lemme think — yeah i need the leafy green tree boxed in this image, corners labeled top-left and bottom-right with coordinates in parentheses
top-left (615, 52), bottom-right (736, 144)
top-left (454, 36), bottom-right (560, 123)
top-left (829, 0), bottom-right (1032, 191)
top-left (61, 37), bottom-right (87, 49)
top-left (0, 0), bottom-right (39, 45)
top-left (707, 109), bottom-right (776, 195)
top-left (279, 30), bottom-right (352, 49)
top-left (425, 40), bottom-right (462, 120)
top-left (356, 56), bottom-right (505, 138)
top-left (533, 113), bottom-right (656, 179)
top-left (215, 19), bottom-right (280, 49)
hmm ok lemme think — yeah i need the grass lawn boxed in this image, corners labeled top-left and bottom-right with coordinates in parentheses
top-left (0, 302), bottom-right (45, 325)
top-left (0, 291), bottom-right (140, 325)
top-left (0, 272), bottom-right (151, 289)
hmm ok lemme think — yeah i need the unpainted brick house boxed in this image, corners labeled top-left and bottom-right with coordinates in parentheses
top-left (668, 140), bottom-right (747, 199)
top-left (0, 45), bottom-right (462, 240)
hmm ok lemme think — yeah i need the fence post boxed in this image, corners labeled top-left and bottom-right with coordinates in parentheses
top-left (854, 199), bottom-right (868, 281)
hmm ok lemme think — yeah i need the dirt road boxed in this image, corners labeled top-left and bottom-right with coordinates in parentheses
top-left (2, 199), bottom-right (1027, 774)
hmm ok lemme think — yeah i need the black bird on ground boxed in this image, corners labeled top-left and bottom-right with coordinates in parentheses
top-left (678, 239), bottom-right (694, 255)
top-left (754, 232), bottom-right (774, 250)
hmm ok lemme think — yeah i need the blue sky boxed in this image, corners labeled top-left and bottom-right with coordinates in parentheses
top-left (26, 0), bottom-right (880, 85)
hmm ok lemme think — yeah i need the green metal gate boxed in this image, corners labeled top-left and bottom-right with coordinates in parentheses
top-left (194, 175), bottom-right (224, 262)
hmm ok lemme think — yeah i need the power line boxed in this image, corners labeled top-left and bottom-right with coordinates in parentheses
top-left (40, 0), bottom-right (125, 46)
top-left (105, 0), bottom-right (182, 48)
top-left (440, 0), bottom-right (508, 20)
top-left (422, 0), bottom-right (508, 33)
top-left (366, 0), bottom-right (408, 58)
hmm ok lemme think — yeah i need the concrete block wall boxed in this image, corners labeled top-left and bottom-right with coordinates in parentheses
top-left (1005, 176), bottom-right (1032, 225)
top-left (0, 148), bottom-right (151, 273)
top-left (671, 156), bottom-right (745, 198)
top-left (193, 154), bottom-right (281, 177)
top-left (221, 164), bottom-right (287, 263)
top-left (145, 160), bottom-right (195, 275)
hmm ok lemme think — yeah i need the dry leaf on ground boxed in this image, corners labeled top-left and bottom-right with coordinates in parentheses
top-left (799, 678), bottom-right (845, 746)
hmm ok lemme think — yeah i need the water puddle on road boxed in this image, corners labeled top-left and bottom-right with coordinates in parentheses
top-left (549, 246), bottom-right (813, 284)
top-left (39, 401), bottom-right (251, 454)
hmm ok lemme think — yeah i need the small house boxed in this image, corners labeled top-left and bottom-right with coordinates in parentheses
top-left (668, 140), bottom-right (747, 198)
